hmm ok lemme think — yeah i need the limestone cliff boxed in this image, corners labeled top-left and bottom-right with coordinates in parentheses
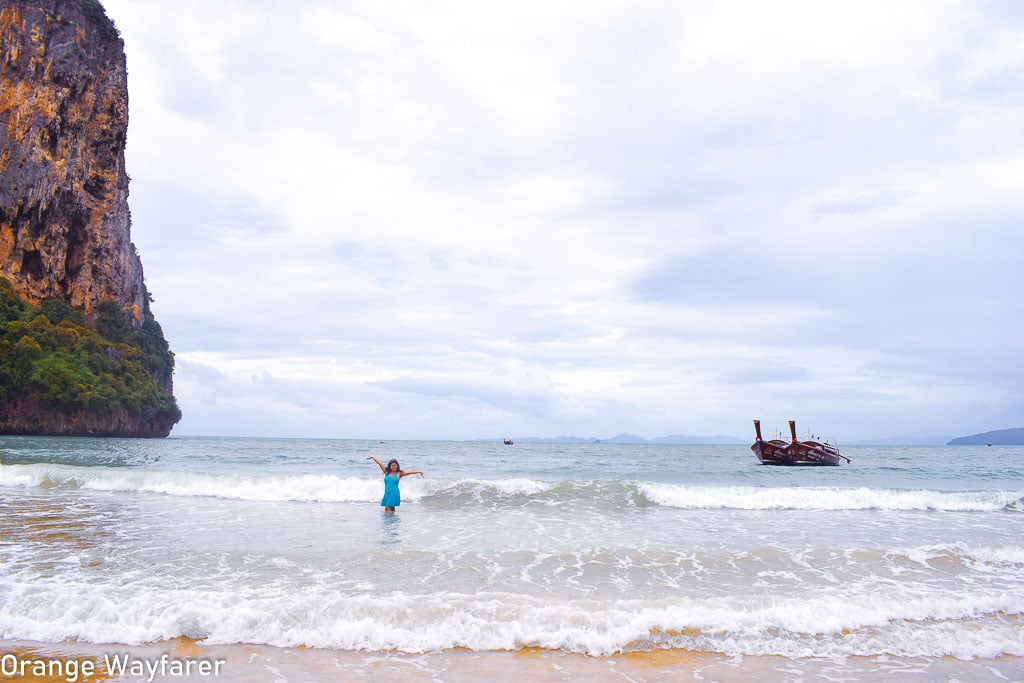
top-left (0, 0), bottom-right (142, 324)
top-left (0, 0), bottom-right (180, 437)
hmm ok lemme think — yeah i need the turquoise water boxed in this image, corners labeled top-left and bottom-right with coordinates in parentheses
top-left (1, 436), bottom-right (1022, 665)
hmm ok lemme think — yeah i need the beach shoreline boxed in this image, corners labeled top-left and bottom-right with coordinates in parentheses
top-left (3, 441), bottom-right (1022, 681)
top-left (3, 638), bottom-right (1023, 682)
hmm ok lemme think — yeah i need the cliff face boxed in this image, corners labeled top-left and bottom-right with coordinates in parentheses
top-left (0, 0), bottom-right (180, 437)
top-left (1, 393), bottom-right (178, 438)
top-left (0, 0), bottom-right (144, 325)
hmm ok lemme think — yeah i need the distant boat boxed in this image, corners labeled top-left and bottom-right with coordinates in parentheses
top-left (751, 420), bottom-right (849, 466)
top-left (503, 439), bottom-right (514, 445)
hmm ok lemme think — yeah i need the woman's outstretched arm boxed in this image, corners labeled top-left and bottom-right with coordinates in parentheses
top-left (367, 456), bottom-right (387, 473)
top-left (399, 470), bottom-right (424, 479)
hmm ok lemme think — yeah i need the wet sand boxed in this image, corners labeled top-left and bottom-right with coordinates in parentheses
top-left (3, 639), bottom-right (1023, 682)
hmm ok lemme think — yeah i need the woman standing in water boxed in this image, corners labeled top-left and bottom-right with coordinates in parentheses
top-left (367, 456), bottom-right (423, 513)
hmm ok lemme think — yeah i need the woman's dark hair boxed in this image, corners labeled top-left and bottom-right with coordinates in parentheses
top-left (386, 459), bottom-right (400, 473)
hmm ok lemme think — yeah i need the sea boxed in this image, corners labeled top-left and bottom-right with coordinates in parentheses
top-left (1, 436), bottom-right (1022, 681)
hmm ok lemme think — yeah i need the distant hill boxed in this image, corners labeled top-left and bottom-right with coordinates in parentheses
top-left (603, 434), bottom-right (648, 444)
top-left (651, 434), bottom-right (746, 445)
top-left (512, 436), bottom-right (601, 444)
top-left (849, 435), bottom-right (952, 446)
top-left (511, 433), bottom-right (745, 445)
top-left (947, 428), bottom-right (1024, 446)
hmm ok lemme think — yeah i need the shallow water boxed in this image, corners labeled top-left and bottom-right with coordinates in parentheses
top-left (1, 437), bottom-right (1022, 678)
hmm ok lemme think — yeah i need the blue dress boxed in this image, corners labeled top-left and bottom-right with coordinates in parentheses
top-left (381, 474), bottom-right (400, 507)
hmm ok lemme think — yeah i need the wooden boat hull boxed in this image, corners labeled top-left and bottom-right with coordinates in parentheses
top-left (782, 440), bottom-right (844, 466)
top-left (751, 420), bottom-right (847, 466)
top-left (751, 438), bottom-right (795, 465)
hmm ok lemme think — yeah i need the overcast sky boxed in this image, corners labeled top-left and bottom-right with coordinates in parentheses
top-left (100, 0), bottom-right (1023, 441)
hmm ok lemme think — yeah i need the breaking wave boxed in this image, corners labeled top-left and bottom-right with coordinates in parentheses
top-left (2, 578), bottom-right (1022, 659)
top-left (1, 464), bottom-right (1020, 512)
top-left (638, 483), bottom-right (1023, 512)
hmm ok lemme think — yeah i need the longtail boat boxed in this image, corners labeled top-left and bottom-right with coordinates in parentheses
top-left (751, 420), bottom-right (849, 466)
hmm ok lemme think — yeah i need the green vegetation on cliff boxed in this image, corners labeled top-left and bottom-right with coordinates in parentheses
top-left (0, 278), bottom-right (180, 427)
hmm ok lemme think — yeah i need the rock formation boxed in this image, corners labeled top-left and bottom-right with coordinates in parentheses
top-left (0, 0), bottom-right (180, 437)
top-left (1, 0), bottom-right (143, 324)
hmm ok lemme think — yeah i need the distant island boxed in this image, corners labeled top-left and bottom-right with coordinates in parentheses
top-left (506, 431), bottom-right (1024, 446)
top-left (508, 433), bottom-right (746, 445)
top-left (848, 435), bottom-right (952, 446)
top-left (947, 428), bottom-right (1024, 446)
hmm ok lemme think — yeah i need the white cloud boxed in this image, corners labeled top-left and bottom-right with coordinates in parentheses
top-left (101, 0), bottom-right (1024, 440)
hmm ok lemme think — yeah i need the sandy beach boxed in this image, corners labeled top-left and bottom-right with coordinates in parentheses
top-left (4, 638), bottom-right (1024, 682)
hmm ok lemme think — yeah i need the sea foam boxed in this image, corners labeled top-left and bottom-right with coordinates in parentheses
top-left (3, 464), bottom-right (1021, 512)
top-left (2, 576), bottom-right (1022, 659)
top-left (0, 464), bottom-right (554, 503)
top-left (639, 483), bottom-right (1022, 511)
top-left (0, 463), bottom-right (381, 502)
